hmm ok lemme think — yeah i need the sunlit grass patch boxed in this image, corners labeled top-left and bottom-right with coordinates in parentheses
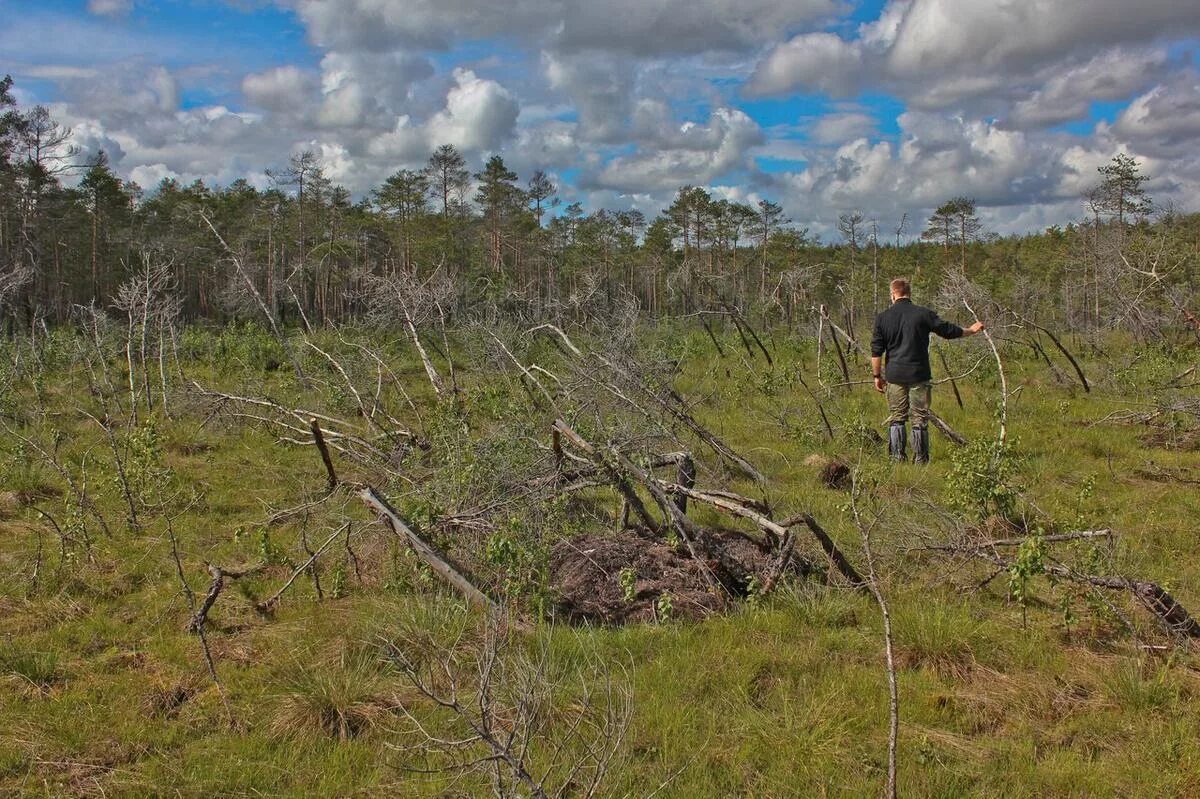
top-left (0, 647), bottom-right (61, 692)
top-left (892, 597), bottom-right (987, 678)
top-left (271, 651), bottom-right (395, 740)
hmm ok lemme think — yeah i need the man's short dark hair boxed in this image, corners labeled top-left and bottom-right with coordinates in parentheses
top-left (890, 278), bottom-right (911, 297)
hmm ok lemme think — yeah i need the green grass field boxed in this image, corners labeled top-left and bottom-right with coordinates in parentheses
top-left (2, 323), bottom-right (1199, 797)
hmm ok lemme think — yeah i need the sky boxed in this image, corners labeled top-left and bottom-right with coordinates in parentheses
top-left (3, 0), bottom-right (1200, 239)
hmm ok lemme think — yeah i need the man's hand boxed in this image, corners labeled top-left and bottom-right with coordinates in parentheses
top-left (874, 375), bottom-right (887, 393)
top-left (966, 320), bottom-right (985, 336)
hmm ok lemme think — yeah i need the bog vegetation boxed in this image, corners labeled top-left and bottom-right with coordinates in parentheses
top-left (2, 77), bottom-right (1200, 797)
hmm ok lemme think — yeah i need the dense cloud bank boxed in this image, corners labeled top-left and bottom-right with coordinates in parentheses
top-left (10, 0), bottom-right (1200, 236)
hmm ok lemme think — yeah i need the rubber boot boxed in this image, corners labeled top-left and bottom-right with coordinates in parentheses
top-left (888, 423), bottom-right (907, 463)
top-left (911, 425), bottom-right (930, 464)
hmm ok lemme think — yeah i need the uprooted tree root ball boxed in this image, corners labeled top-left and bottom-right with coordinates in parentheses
top-left (549, 527), bottom-right (812, 625)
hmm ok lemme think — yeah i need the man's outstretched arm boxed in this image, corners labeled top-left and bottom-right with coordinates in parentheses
top-left (931, 312), bottom-right (984, 339)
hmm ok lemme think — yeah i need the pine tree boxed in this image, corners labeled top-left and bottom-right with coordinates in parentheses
top-left (374, 169), bottom-right (429, 274)
top-left (755, 200), bottom-right (788, 300)
top-left (526, 170), bottom-right (556, 227)
top-left (473, 155), bottom-right (524, 275)
top-left (78, 151), bottom-right (134, 301)
top-left (425, 144), bottom-right (469, 219)
top-left (923, 197), bottom-right (982, 271)
top-left (1093, 153), bottom-right (1151, 226)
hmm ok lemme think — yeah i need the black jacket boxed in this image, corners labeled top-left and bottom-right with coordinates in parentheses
top-left (870, 298), bottom-right (963, 384)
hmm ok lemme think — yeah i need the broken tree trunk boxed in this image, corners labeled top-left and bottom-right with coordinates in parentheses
top-left (781, 513), bottom-right (869, 591)
top-left (820, 305), bottom-right (860, 367)
top-left (674, 454), bottom-right (696, 514)
top-left (757, 530), bottom-right (796, 596)
top-left (1018, 315), bottom-right (1090, 392)
top-left (404, 309), bottom-right (446, 400)
top-left (722, 304), bottom-right (773, 366)
top-left (302, 418), bottom-right (504, 617)
top-left (659, 484), bottom-right (866, 593)
top-left (551, 421), bottom-right (661, 535)
top-left (825, 321), bottom-right (851, 382)
top-left (941, 533), bottom-right (1200, 639)
top-left (1048, 566), bottom-right (1200, 638)
top-left (701, 316), bottom-right (726, 358)
top-left (310, 418), bottom-right (339, 491)
top-left (928, 412), bottom-right (967, 446)
top-left (360, 486), bottom-right (500, 614)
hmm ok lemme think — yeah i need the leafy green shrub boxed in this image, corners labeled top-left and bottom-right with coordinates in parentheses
top-left (945, 437), bottom-right (1020, 521)
top-left (1007, 533), bottom-right (1045, 628)
top-left (618, 567), bottom-right (637, 602)
top-left (655, 592), bottom-right (673, 622)
top-left (189, 320), bottom-right (288, 374)
top-left (485, 519), bottom-right (549, 615)
top-left (123, 422), bottom-right (172, 509)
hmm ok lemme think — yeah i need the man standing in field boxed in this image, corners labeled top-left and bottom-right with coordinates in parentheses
top-left (871, 278), bottom-right (984, 463)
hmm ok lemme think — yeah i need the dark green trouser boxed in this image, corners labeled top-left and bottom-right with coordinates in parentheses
top-left (886, 381), bottom-right (932, 427)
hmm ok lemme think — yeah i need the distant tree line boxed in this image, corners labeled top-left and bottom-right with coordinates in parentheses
top-left (1, 76), bottom-right (1196, 342)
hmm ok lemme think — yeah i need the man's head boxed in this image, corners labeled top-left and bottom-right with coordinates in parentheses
top-left (890, 278), bottom-right (911, 302)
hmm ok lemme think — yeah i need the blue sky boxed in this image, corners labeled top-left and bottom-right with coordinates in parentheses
top-left (3, 0), bottom-right (1200, 237)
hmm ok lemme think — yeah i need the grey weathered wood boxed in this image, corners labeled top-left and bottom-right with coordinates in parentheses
top-left (552, 420), bottom-right (660, 535)
top-left (928, 412), bottom-right (967, 446)
top-left (189, 561), bottom-right (267, 633)
top-left (359, 486), bottom-right (499, 613)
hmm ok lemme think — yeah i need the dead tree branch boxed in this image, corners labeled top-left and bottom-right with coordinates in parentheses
top-left (360, 486), bottom-right (502, 615)
top-left (850, 477), bottom-right (897, 799)
top-left (188, 561), bottom-right (267, 634)
top-left (166, 515), bottom-right (236, 726)
top-left (963, 298), bottom-right (1007, 450)
top-left (257, 522), bottom-right (352, 612)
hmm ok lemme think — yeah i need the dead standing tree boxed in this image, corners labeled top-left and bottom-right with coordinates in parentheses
top-left (111, 253), bottom-right (184, 419)
top-left (360, 266), bottom-right (460, 402)
top-left (199, 210), bottom-right (310, 388)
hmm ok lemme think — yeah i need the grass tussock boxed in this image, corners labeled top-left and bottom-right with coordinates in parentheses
top-left (271, 651), bottom-right (395, 740)
top-left (893, 599), bottom-right (986, 678)
top-left (0, 647), bottom-right (62, 692)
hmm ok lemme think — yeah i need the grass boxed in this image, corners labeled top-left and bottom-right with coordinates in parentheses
top-left (0, 647), bottom-right (61, 691)
top-left (1, 322), bottom-right (1199, 796)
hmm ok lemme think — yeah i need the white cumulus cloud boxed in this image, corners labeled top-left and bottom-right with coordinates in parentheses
top-left (426, 68), bottom-right (520, 152)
